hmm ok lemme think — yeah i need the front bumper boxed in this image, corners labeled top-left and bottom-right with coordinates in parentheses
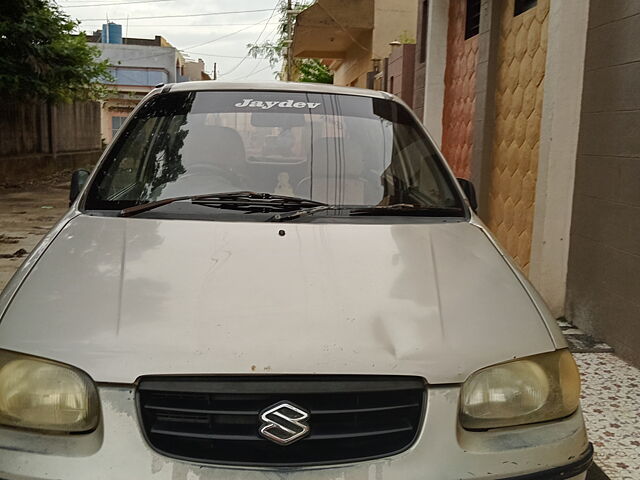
top-left (0, 385), bottom-right (591, 480)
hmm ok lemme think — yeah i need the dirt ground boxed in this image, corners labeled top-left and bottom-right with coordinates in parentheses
top-left (0, 172), bottom-right (71, 291)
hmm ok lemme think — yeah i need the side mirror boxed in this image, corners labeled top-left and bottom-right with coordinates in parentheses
top-left (457, 178), bottom-right (478, 212)
top-left (69, 169), bottom-right (90, 205)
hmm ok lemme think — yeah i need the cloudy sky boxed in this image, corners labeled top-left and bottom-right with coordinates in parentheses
top-left (56, 0), bottom-right (282, 82)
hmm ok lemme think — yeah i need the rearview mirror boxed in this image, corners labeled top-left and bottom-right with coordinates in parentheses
top-left (457, 178), bottom-right (478, 212)
top-left (250, 112), bottom-right (306, 128)
top-left (69, 169), bottom-right (90, 205)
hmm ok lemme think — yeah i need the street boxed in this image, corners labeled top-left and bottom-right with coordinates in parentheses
top-left (0, 178), bottom-right (637, 480)
top-left (0, 176), bottom-right (69, 290)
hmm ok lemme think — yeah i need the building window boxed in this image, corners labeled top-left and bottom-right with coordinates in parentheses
top-left (419, 0), bottom-right (429, 63)
top-left (106, 67), bottom-right (168, 86)
top-left (464, 0), bottom-right (481, 39)
top-left (514, 0), bottom-right (537, 16)
top-left (111, 116), bottom-right (127, 138)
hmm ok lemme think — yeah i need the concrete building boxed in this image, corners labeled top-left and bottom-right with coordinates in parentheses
top-left (88, 24), bottom-right (205, 144)
top-left (406, 0), bottom-right (639, 367)
top-left (564, 1), bottom-right (640, 367)
top-left (291, 0), bottom-right (418, 88)
top-left (386, 43), bottom-right (416, 107)
top-left (184, 59), bottom-right (213, 82)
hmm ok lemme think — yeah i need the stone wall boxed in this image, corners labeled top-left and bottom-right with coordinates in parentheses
top-left (0, 101), bottom-right (102, 183)
top-left (566, 0), bottom-right (640, 367)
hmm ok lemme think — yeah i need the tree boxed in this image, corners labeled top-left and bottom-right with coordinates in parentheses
top-left (297, 59), bottom-right (333, 84)
top-left (247, 0), bottom-right (333, 84)
top-left (0, 0), bottom-right (112, 103)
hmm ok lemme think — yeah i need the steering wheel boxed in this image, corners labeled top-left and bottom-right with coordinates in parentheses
top-left (296, 175), bottom-right (374, 203)
top-left (296, 176), bottom-right (311, 196)
top-left (182, 163), bottom-right (244, 187)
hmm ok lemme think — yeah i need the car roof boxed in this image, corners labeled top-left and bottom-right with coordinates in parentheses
top-left (163, 81), bottom-right (393, 100)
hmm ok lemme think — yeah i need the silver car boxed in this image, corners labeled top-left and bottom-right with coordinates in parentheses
top-left (0, 82), bottom-right (591, 479)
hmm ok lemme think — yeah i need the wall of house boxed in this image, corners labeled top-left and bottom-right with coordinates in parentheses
top-left (566, 0), bottom-right (640, 367)
top-left (440, 0), bottom-right (478, 179)
top-left (101, 97), bottom-right (143, 144)
top-left (94, 43), bottom-right (177, 82)
top-left (421, 0), bottom-right (449, 146)
top-left (485, 0), bottom-right (550, 272)
top-left (372, 0), bottom-right (419, 60)
top-left (331, 0), bottom-right (417, 88)
top-left (412, 0), bottom-right (429, 120)
top-left (93, 42), bottom-right (178, 144)
top-left (387, 44), bottom-right (415, 106)
top-left (0, 101), bottom-right (102, 182)
top-left (333, 31), bottom-right (374, 87)
top-left (184, 59), bottom-right (206, 81)
top-left (527, 0), bottom-right (589, 317)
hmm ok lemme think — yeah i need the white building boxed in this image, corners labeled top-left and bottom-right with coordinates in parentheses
top-left (89, 24), bottom-right (209, 143)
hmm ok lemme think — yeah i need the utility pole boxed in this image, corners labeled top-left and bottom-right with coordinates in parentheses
top-left (286, 0), bottom-right (293, 81)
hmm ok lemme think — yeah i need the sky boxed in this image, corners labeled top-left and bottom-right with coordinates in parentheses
top-left (55, 0), bottom-right (283, 82)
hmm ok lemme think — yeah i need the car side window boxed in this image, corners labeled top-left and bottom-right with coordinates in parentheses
top-left (98, 118), bottom-right (159, 200)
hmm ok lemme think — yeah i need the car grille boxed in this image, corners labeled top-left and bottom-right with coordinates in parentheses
top-left (137, 376), bottom-right (426, 466)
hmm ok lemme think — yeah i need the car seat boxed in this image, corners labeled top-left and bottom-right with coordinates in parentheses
top-left (296, 137), bottom-right (368, 205)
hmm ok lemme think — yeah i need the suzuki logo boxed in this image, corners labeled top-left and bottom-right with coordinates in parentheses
top-left (259, 401), bottom-right (310, 445)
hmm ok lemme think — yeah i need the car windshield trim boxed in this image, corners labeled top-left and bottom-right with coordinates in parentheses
top-left (84, 90), bottom-right (467, 220)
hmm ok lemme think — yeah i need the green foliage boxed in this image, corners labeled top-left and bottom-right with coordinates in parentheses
top-left (0, 0), bottom-right (112, 103)
top-left (247, 40), bottom-right (285, 72)
top-left (397, 30), bottom-right (416, 44)
top-left (247, 0), bottom-right (333, 84)
top-left (297, 59), bottom-right (333, 84)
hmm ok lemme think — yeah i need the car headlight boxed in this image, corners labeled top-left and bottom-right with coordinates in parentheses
top-left (460, 349), bottom-right (580, 430)
top-left (0, 350), bottom-right (99, 432)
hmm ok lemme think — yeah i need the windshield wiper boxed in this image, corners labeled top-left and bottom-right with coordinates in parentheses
top-left (268, 203), bottom-right (463, 222)
top-left (348, 204), bottom-right (464, 217)
top-left (119, 192), bottom-right (326, 217)
top-left (267, 205), bottom-right (345, 222)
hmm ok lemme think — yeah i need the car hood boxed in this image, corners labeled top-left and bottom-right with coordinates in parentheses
top-left (0, 215), bottom-right (555, 384)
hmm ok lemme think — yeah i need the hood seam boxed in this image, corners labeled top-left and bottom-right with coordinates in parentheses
top-left (115, 220), bottom-right (127, 336)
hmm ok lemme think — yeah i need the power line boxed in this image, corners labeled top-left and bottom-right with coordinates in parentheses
top-left (91, 41), bottom-right (268, 65)
top-left (80, 17), bottom-right (271, 63)
top-left (76, 22), bottom-right (279, 27)
top-left (228, 63), bottom-right (273, 81)
top-left (217, 53), bottom-right (250, 78)
top-left (62, 0), bottom-right (175, 7)
top-left (60, 0), bottom-right (162, 2)
top-left (314, 2), bottom-right (373, 56)
top-left (219, 3), bottom-right (279, 78)
top-left (244, 58), bottom-right (271, 77)
top-left (78, 8), bottom-right (273, 21)
top-left (181, 16), bottom-right (270, 50)
top-left (183, 51), bottom-right (268, 59)
top-left (251, 3), bottom-right (279, 46)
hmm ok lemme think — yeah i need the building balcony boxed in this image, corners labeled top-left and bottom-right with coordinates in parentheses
top-left (292, 0), bottom-right (373, 60)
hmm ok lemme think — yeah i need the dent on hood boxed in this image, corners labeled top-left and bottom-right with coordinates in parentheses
top-left (0, 216), bottom-right (555, 384)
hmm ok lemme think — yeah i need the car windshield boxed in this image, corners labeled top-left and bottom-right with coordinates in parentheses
top-left (85, 90), bottom-right (462, 215)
